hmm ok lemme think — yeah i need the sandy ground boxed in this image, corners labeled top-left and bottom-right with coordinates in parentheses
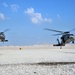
top-left (0, 64), bottom-right (75, 75)
top-left (0, 44), bottom-right (75, 75)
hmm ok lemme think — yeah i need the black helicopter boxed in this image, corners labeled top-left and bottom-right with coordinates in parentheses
top-left (44, 28), bottom-right (75, 46)
top-left (0, 29), bottom-right (9, 43)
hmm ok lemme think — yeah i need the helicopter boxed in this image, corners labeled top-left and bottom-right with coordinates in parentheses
top-left (0, 29), bottom-right (9, 43)
top-left (44, 28), bottom-right (75, 47)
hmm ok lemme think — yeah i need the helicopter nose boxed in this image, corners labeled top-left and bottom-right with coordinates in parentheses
top-left (71, 36), bottom-right (75, 40)
top-left (74, 36), bottom-right (75, 39)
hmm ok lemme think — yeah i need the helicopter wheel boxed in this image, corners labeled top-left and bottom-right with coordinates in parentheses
top-left (60, 46), bottom-right (62, 49)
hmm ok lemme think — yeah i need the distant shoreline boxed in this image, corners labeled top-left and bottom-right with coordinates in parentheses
top-left (0, 44), bottom-right (75, 50)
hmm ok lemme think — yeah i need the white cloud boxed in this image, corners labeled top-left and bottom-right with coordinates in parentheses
top-left (25, 7), bottom-right (52, 24)
top-left (11, 4), bottom-right (19, 12)
top-left (3, 2), bottom-right (8, 7)
top-left (44, 18), bottom-right (52, 22)
top-left (0, 12), bottom-right (6, 21)
top-left (57, 14), bottom-right (60, 19)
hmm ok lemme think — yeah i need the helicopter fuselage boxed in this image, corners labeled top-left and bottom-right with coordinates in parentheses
top-left (0, 33), bottom-right (8, 42)
top-left (44, 28), bottom-right (75, 47)
top-left (61, 34), bottom-right (74, 43)
top-left (54, 34), bottom-right (75, 46)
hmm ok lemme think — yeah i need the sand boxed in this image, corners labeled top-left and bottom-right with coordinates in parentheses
top-left (0, 44), bottom-right (75, 75)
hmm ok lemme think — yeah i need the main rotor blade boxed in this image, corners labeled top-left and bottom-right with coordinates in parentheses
top-left (3, 29), bottom-right (10, 33)
top-left (52, 34), bottom-right (62, 36)
top-left (44, 28), bottom-right (63, 33)
top-left (70, 28), bottom-right (75, 32)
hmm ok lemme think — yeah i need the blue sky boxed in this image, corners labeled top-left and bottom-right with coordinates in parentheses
top-left (0, 0), bottom-right (75, 46)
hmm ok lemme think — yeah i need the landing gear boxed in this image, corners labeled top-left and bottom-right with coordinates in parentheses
top-left (0, 39), bottom-right (8, 43)
top-left (60, 46), bottom-right (62, 49)
top-left (53, 38), bottom-right (61, 46)
top-left (57, 38), bottom-right (60, 44)
top-left (72, 41), bottom-right (74, 43)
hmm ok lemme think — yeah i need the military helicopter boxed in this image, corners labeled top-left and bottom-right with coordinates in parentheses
top-left (44, 28), bottom-right (75, 47)
top-left (0, 29), bottom-right (9, 43)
